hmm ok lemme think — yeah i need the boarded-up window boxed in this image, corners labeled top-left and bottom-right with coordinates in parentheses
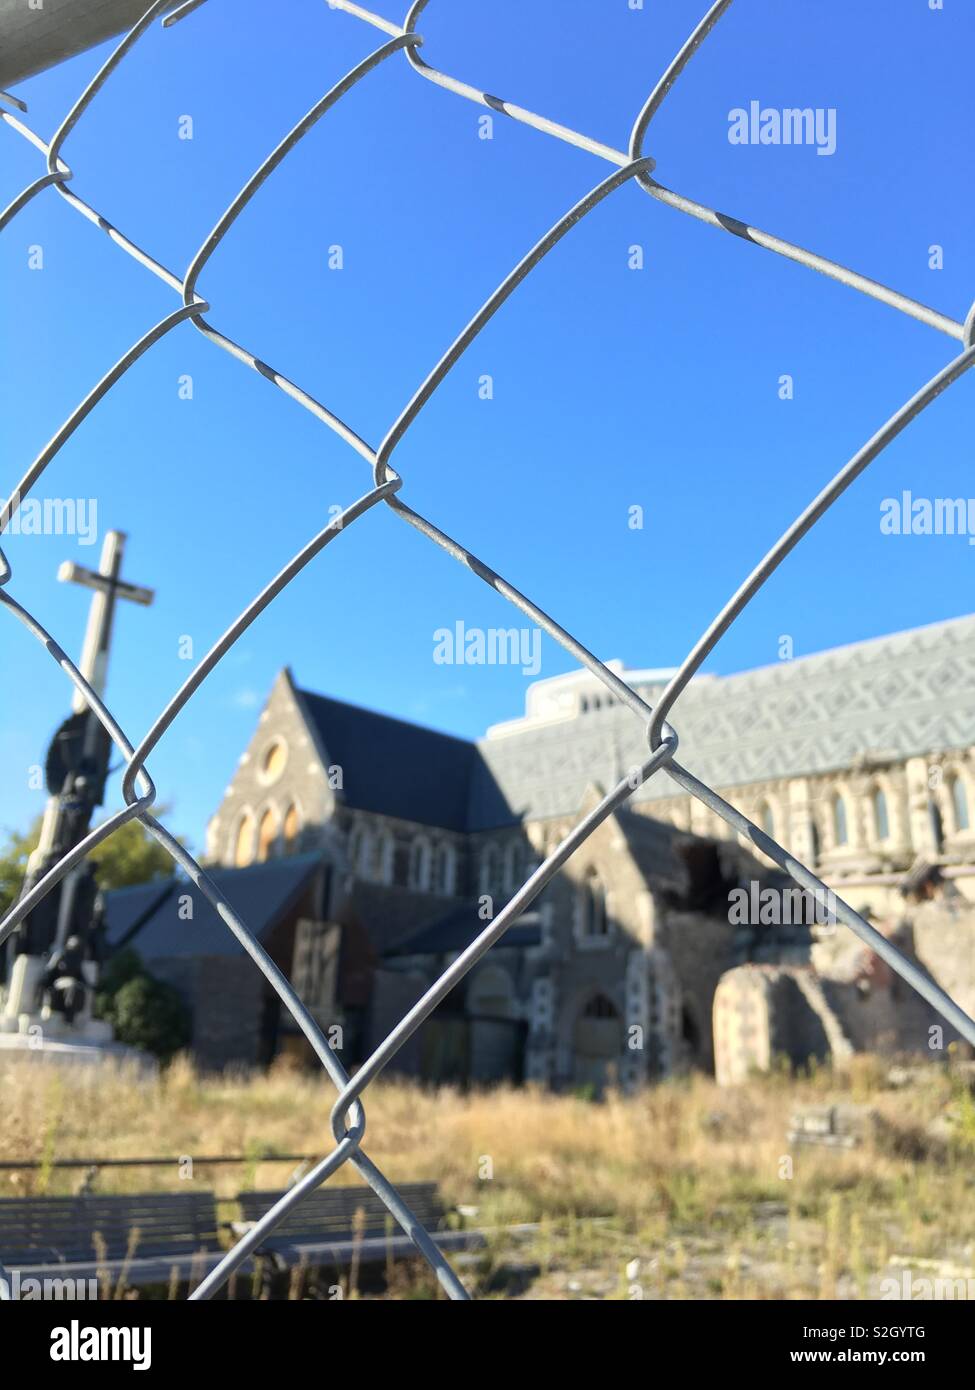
top-left (468, 966), bottom-right (513, 1019)
top-left (572, 993), bottom-right (622, 1092)
top-left (291, 920), bottom-right (340, 1029)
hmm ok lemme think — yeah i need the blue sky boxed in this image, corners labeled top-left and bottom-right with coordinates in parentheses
top-left (1, 0), bottom-right (972, 853)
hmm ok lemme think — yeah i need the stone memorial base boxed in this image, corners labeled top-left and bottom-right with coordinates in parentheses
top-left (0, 955), bottom-right (155, 1071)
top-left (0, 1030), bottom-right (154, 1071)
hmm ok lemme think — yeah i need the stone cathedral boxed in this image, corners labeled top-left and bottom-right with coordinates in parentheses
top-left (110, 614), bottom-right (975, 1086)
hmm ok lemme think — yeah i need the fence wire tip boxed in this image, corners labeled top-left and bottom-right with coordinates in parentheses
top-left (162, 0), bottom-right (210, 29)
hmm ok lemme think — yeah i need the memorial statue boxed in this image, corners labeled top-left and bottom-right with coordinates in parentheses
top-left (0, 531), bottom-right (154, 1054)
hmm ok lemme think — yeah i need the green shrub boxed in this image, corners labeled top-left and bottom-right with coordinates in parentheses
top-left (96, 948), bottom-right (190, 1063)
top-left (95, 947), bottom-right (144, 1000)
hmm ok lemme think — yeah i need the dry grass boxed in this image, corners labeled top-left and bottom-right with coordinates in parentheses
top-left (3, 1053), bottom-right (975, 1298)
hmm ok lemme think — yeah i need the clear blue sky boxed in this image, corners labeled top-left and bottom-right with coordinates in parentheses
top-left (1, 0), bottom-right (972, 853)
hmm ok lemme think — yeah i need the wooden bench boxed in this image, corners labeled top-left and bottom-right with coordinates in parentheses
top-left (0, 1191), bottom-right (224, 1287)
top-left (236, 1181), bottom-right (484, 1271)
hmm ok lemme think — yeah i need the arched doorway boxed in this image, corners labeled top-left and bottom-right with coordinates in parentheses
top-left (571, 992), bottom-right (622, 1093)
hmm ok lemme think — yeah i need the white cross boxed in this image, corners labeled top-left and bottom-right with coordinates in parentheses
top-left (29, 531), bottom-right (154, 867)
top-left (58, 530), bottom-right (154, 715)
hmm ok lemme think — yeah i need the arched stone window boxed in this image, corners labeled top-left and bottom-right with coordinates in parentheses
top-left (479, 843), bottom-right (501, 896)
top-left (579, 867), bottom-right (608, 937)
top-left (929, 800), bottom-right (945, 854)
top-left (376, 830), bottom-right (395, 885)
top-left (503, 840), bottom-right (522, 893)
top-left (260, 739), bottom-right (287, 784)
top-left (431, 842), bottom-right (456, 896)
top-left (832, 794), bottom-right (849, 848)
top-left (257, 807), bottom-right (278, 862)
top-left (872, 787), bottom-right (890, 843)
top-left (349, 823), bottom-right (373, 879)
top-left (950, 775), bottom-right (970, 833)
top-left (810, 819), bottom-right (821, 863)
top-left (410, 835), bottom-right (432, 891)
top-left (758, 801), bottom-right (775, 837)
top-left (282, 803), bottom-right (300, 849)
top-left (234, 811), bottom-right (255, 868)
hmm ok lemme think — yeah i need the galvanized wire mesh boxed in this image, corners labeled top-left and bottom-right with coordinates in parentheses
top-left (1, 0), bottom-right (974, 1302)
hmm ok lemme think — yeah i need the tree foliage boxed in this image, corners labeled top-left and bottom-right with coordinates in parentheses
top-left (0, 823), bottom-right (37, 922)
top-left (0, 815), bottom-right (176, 918)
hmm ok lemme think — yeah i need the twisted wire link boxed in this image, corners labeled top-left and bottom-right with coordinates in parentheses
top-left (1, 0), bottom-right (973, 1303)
top-left (387, 0), bottom-right (964, 340)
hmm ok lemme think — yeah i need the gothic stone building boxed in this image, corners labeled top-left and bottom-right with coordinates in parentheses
top-left (196, 614), bottom-right (975, 1086)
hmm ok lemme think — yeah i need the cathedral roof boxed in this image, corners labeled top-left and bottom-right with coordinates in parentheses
top-left (295, 687), bottom-right (485, 831)
top-left (384, 902), bottom-right (543, 957)
top-left (474, 615), bottom-right (975, 822)
top-left (103, 852), bottom-right (325, 958)
top-left (285, 616), bottom-right (975, 832)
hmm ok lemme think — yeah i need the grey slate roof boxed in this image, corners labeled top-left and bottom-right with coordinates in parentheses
top-left (385, 902), bottom-right (542, 957)
top-left (99, 879), bottom-right (173, 946)
top-left (474, 615), bottom-right (975, 824)
top-left (289, 616), bottom-right (975, 832)
top-left (103, 853), bottom-right (323, 960)
top-left (296, 688), bottom-right (484, 832)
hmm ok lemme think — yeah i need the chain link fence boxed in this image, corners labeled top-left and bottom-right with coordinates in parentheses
top-left (1, 0), bottom-right (974, 1301)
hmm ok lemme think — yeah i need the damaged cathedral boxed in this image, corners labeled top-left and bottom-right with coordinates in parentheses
top-left (104, 614), bottom-right (975, 1088)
